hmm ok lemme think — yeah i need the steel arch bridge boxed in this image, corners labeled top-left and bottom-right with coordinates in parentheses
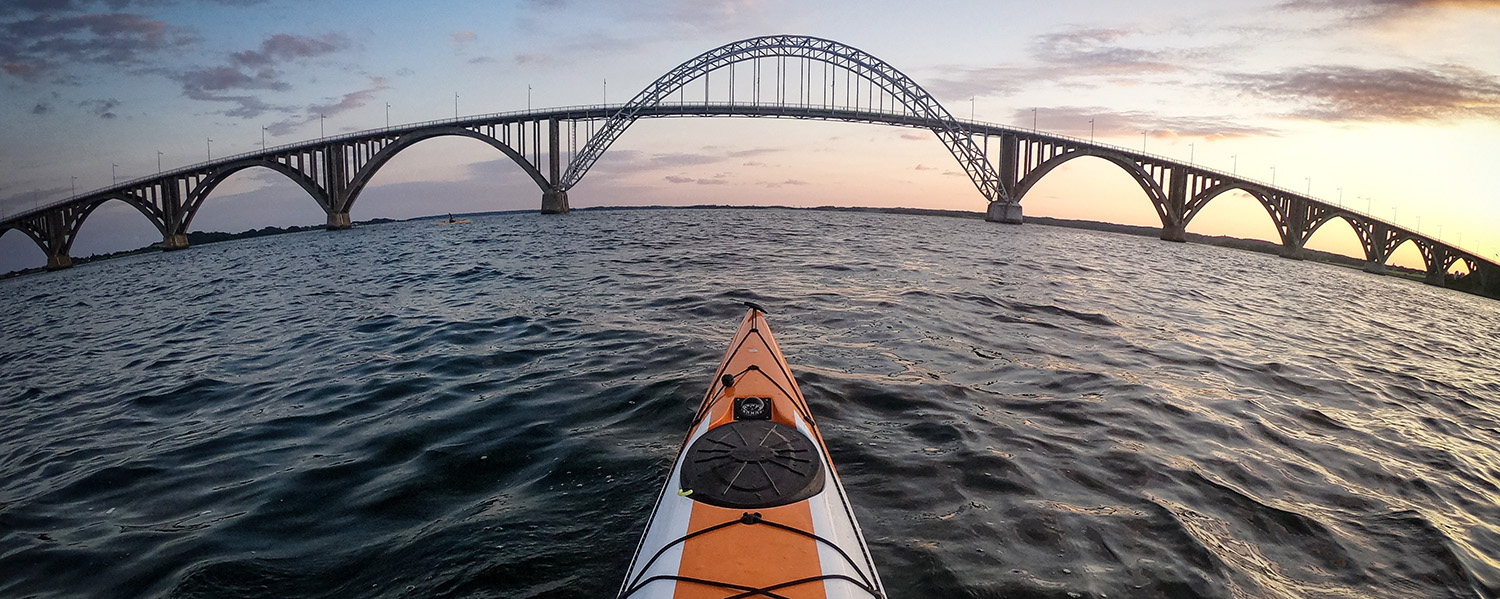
top-left (2, 34), bottom-right (1495, 296)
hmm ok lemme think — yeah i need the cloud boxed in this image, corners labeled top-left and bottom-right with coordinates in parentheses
top-left (1277, 0), bottom-right (1500, 20)
top-left (1030, 28), bottom-right (1184, 76)
top-left (266, 76), bottom-right (391, 135)
top-left (924, 27), bottom-right (1195, 100)
top-left (513, 33), bottom-right (643, 67)
top-left (31, 101), bottom-right (50, 114)
top-left (173, 32), bottom-right (350, 118)
top-left (230, 33), bottom-right (346, 68)
top-left (726, 147), bottom-right (779, 158)
top-left (80, 97), bottom-right (119, 119)
top-left (664, 175), bottom-right (696, 184)
top-left (651, 152), bottom-right (720, 167)
top-left (0, 12), bottom-right (196, 82)
top-left (914, 164), bottom-right (935, 171)
top-left (1015, 106), bottom-right (1278, 138)
top-left (1227, 64), bottom-right (1500, 122)
top-left (450, 30), bottom-right (476, 51)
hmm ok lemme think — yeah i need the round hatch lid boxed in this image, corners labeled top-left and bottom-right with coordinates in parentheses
top-left (679, 419), bottom-right (826, 509)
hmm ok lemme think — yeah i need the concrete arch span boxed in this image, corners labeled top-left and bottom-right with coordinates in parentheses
top-left (183, 159), bottom-right (331, 235)
top-left (1011, 149), bottom-right (1170, 226)
top-left (340, 126), bottom-right (551, 215)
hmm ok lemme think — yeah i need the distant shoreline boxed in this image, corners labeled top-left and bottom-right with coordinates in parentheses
top-left (0, 205), bottom-right (1468, 293)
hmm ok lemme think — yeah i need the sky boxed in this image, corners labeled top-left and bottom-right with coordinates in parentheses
top-left (2, 0), bottom-right (1499, 274)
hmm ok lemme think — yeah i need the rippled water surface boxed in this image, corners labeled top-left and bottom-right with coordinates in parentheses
top-left (3, 208), bottom-right (1498, 599)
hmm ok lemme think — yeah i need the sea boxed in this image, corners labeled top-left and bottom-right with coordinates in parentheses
top-left (2, 207), bottom-right (1497, 599)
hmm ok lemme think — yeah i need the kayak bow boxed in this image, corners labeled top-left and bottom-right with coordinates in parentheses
top-left (619, 306), bottom-right (885, 599)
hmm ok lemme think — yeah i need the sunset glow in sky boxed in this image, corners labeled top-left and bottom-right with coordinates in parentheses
top-left (2, 0), bottom-right (1498, 273)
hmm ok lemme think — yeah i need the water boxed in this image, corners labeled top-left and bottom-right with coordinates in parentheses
top-left (2, 208), bottom-right (1497, 599)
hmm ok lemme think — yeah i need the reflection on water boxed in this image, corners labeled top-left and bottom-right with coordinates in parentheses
top-left (1, 208), bottom-right (1497, 598)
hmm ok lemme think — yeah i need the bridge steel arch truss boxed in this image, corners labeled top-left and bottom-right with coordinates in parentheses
top-left (559, 35), bottom-right (1003, 205)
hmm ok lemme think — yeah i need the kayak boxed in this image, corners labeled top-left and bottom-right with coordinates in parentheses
top-left (618, 304), bottom-right (886, 599)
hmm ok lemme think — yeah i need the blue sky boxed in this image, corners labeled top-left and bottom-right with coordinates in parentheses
top-left (3, 0), bottom-right (1499, 273)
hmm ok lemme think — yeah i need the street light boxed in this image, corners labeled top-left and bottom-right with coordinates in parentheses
top-left (71, 176), bottom-right (77, 197)
top-left (1188, 142), bottom-right (1194, 165)
top-left (1337, 187), bottom-right (1342, 207)
top-left (260, 126), bottom-right (267, 150)
top-left (1088, 118), bottom-right (1094, 143)
top-left (1305, 177), bottom-right (1311, 195)
top-left (1032, 108), bottom-right (1037, 132)
top-left (1270, 166), bottom-right (1276, 186)
top-left (207, 137), bottom-right (213, 160)
top-left (112, 163), bottom-right (118, 185)
top-left (157, 151), bottom-right (163, 173)
top-left (1142, 130), bottom-right (1147, 153)
top-left (454, 92), bottom-right (459, 118)
top-left (386, 102), bottom-right (391, 127)
top-left (320, 113), bottom-right (325, 138)
top-left (1231, 154), bottom-right (1237, 175)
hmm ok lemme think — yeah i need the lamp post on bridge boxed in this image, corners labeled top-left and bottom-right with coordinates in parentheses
top-left (1231, 155), bottom-right (1237, 175)
top-left (207, 138), bottom-right (213, 160)
top-left (260, 126), bottom-right (267, 151)
top-left (386, 102), bottom-right (391, 128)
top-left (1188, 143), bottom-right (1194, 165)
top-left (157, 151), bottom-right (163, 173)
top-left (454, 93), bottom-right (459, 118)
top-left (1088, 119), bottom-right (1094, 144)
top-left (1032, 108), bottom-right (1037, 132)
top-left (1306, 177), bottom-right (1311, 196)
top-left (1337, 187), bottom-right (1342, 208)
top-left (71, 176), bottom-right (76, 197)
top-left (320, 113), bottom-right (325, 138)
top-left (112, 163), bottom-right (118, 185)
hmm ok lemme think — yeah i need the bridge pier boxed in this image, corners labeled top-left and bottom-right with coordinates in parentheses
top-left (542, 190), bottom-right (569, 214)
top-left (985, 202), bottom-right (1022, 224)
top-left (327, 212), bottom-right (352, 230)
top-left (163, 233), bottom-right (189, 251)
top-left (1160, 222), bottom-right (1187, 242)
top-left (1362, 261), bottom-right (1386, 275)
top-left (1425, 268), bottom-right (1445, 286)
top-left (46, 253), bottom-right (73, 271)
